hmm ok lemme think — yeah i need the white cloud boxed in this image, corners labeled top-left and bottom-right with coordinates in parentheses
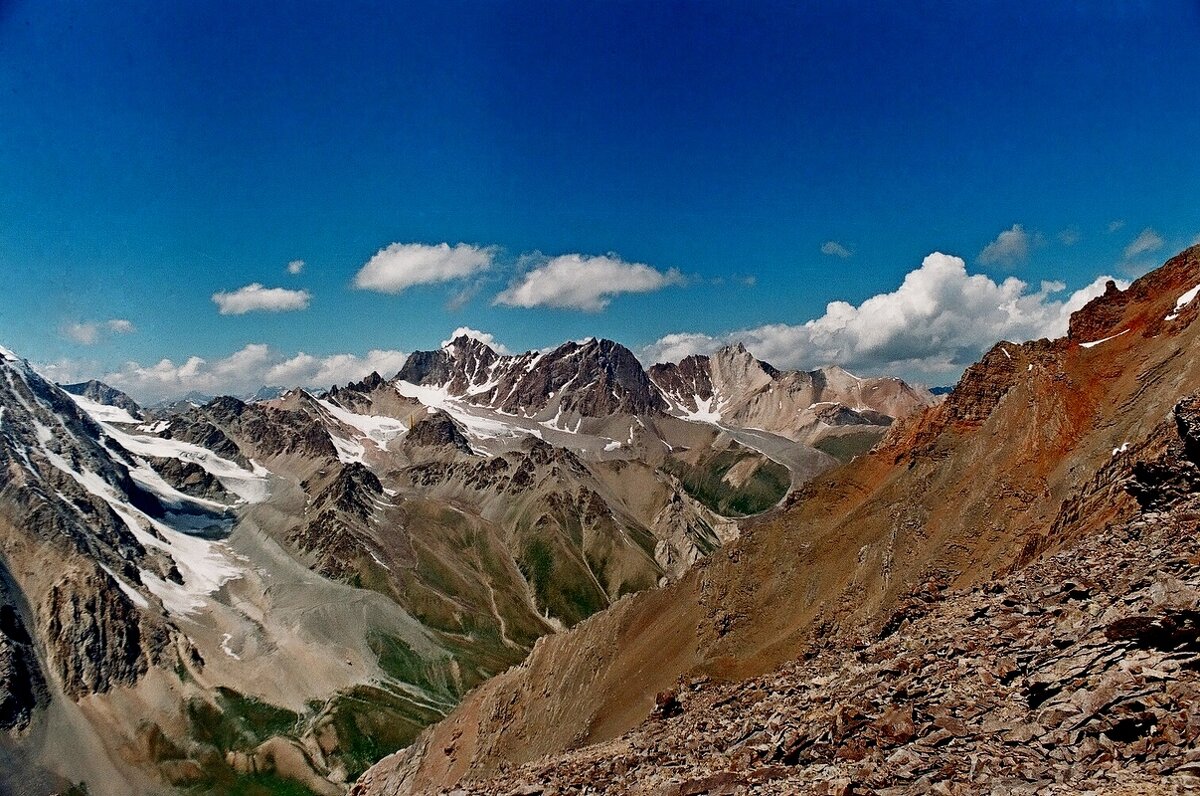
top-left (265, 349), bottom-right (411, 390)
top-left (1124, 228), bottom-right (1163, 260)
top-left (1057, 227), bottom-right (1080, 246)
top-left (441, 326), bottom-right (513, 354)
top-left (212, 283), bottom-right (311, 315)
top-left (287, 259), bottom-right (305, 275)
top-left (61, 318), bottom-right (136, 345)
top-left (821, 241), bottom-right (853, 258)
top-left (641, 252), bottom-right (1125, 381)
top-left (60, 344), bottom-right (410, 402)
top-left (494, 253), bottom-right (684, 311)
top-left (1108, 220), bottom-right (1125, 233)
top-left (979, 224), bottom-right (1031, 266)
top-left (353, 242), bottom-right (494, 294)
top-left (61, 324), bottom-right (99, 345)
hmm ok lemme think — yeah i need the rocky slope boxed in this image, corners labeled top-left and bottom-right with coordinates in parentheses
top-left (394, 405), bottom-right (1200, 794)
top-left (650, 343), bottom-right (935, 454)
top-left (354, 245), bottom-right (1200, 794)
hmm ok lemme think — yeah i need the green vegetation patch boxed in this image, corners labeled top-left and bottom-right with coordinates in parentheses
top-left (518, 536), bottom-right (607, 627)
top-left (813, 429), bottom-right (886, 462)
top-left (319, 684), bottom-right (447, 779)
top-left (191, 772), bottom-right (315, 796)
top-left (661, 451), bottom-right (789, 516)
top-left (186, 687), bottom-right (299, 753)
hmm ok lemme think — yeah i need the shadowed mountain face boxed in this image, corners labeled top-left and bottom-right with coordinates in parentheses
top-left (398, 335), bottom-right (668, 417)
top-left (354, 247), bottom-right (1200, 794)
top-left (0, 316), bottom-right (941, 794)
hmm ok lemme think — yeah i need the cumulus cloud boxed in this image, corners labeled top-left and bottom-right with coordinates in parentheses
top-left (61, 318), bottom-right (137, 345)
top-left (212, 283), bottom-right (311, 315)
top-left (58, 344), bottom-right (410, 402)
top-left (494, 253), bottom-right (684, 311)
top-left (979, 224), bottom-right (1031, 266)
top-left (1108, 220), bottom-right (1125, 234)
top-left (1124, 228), bottom-right (1163, 260)
top-left (640, 252), bottom-right (1125, 381)
top-left (821, 241), bottom-right (853, 258)
top-left (353, 242), bottom-right (494, 294)
top-left (287, 259), bottom-right (305, 275)
top-left (440, 326), bottom-right (513, 354)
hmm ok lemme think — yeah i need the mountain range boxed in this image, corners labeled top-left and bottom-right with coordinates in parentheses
top-left (0, 326), bottom-right (935, 795)
top-left (354, 245), bottom-right (1200, 794)
top-left (4, 246), bottom-right (1200, 794)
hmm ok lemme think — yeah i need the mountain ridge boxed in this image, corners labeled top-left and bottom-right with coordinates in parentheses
top-left (354, 244), bottom-right (1200, 794)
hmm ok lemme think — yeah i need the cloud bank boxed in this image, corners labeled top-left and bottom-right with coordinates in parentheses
top-left (640, 252), bottom-right (1124, 380)
top-left (43, 345), bottom-right (410, 403)
top-left (494, 253), bottom-right (684, 311)
top-left (353, 242), bottom-right (494, 294)
top-left (212, 284), bottom-right (312, 315)
top-left (61, 318), bottom-right (136, 345)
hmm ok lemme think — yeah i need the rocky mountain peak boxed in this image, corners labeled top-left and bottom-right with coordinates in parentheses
top-left (397, 335), bottom-right (666, 417)
top-left (515, 337), bottom-right (666, 416)
top-left (709, 343), bottom-right (778, 394)
top-left (395, 336), bottom-right (500, 394)
top-left (404, 411), bottom-right (473, 454)
top-left (1069, 243), bottom-right (1200, 343)
top-left (326, 371), bottom-right (387, 403)
top-left (444, 333), bottom-right (497, 359)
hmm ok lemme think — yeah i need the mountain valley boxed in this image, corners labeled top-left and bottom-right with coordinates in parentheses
top-left (0, 332), bottom-right (932, 795)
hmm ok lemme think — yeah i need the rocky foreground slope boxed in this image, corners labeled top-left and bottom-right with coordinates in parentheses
top-left (371, 396), bottom-right (1200, 794)
top-left (354, 245), bottom-right (1200, 794)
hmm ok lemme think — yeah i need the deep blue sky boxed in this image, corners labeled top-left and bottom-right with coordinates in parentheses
top-left (2, 1), bottom-right (1199, 395)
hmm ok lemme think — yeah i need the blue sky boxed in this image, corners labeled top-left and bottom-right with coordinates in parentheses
top-left (2, 1), bottom-right (1199, 399)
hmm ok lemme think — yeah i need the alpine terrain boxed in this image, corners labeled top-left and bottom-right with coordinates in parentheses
top-left (0, 331), bottom-right (931, 794)
top-left (354, 247), bottom-right (1200, 795)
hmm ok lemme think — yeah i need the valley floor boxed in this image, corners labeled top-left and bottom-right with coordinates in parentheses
top-left (391, 483), bottom-right (1200, 794)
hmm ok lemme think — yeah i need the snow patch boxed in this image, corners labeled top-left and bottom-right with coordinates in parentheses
top-left (66, 393), bottom-right (140, 424)
top-left (680, 394), bottom-right (724, 424)
top-left (1112, 442), bottom-right (1130, 456)
top-left (220, 633), bottom-right (241, 660)
top-left (316, 399), bottom-right (408, 448)
top-left (1166, 284), bottom-right (1200, 321)
top-left (98, 564), bottom-right (150, 609)
top-left (100, 422), bottom-right (270, 503)
top-left (36, 438), bottom-right (242, 617)
top-left (329, 433), bottom-right (367, 465)
top-left (1080, 329), bottom-right (1129, 349)
top-left (395, 381), bottom-right (541, 443)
